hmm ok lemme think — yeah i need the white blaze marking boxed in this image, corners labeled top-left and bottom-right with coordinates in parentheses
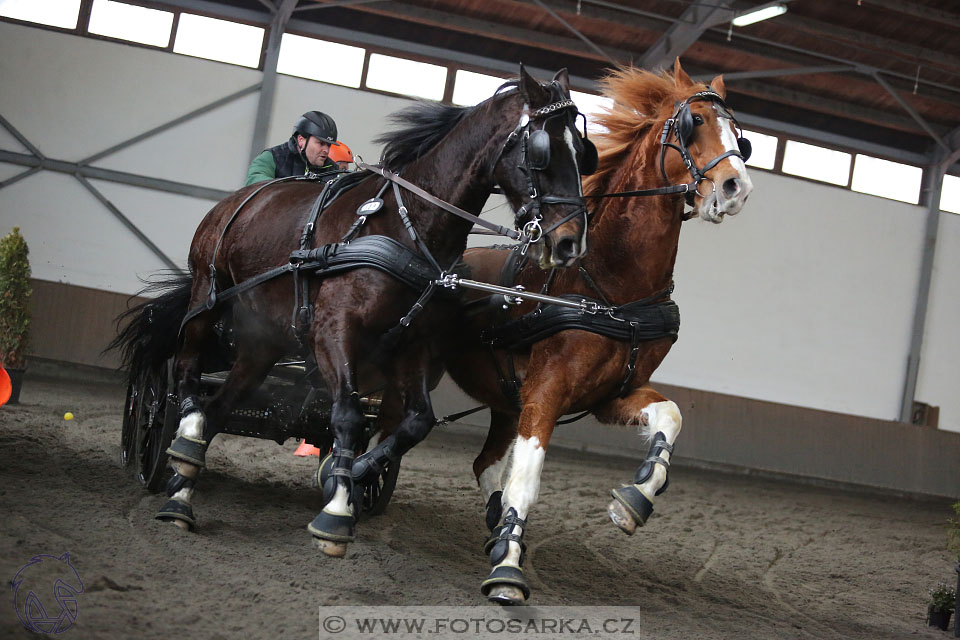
top-left (563, 127), bottom-right (584, 196)
top-left (714, 111), bottom-right (752, 189)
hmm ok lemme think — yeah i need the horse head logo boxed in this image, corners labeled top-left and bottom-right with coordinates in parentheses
top-left (11, 552), bottom-right (84, 634)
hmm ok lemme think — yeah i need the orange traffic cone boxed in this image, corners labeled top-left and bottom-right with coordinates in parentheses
top-left (294, 439), bottom-right (322, 457)
top-left (0, 367), bottom-right (10, 407)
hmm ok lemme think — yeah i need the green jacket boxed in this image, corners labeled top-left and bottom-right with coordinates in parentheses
top-left (245, 138), bottom-right (337, 186)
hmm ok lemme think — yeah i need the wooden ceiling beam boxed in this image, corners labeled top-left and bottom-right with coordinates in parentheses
top-left (859, 0), bottom-right (960, 30)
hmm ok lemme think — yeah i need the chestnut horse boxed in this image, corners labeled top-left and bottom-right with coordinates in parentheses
top-left (430, 61), bottom-right (753, 603)
top-left (113, 67), bottom-right (595, 556)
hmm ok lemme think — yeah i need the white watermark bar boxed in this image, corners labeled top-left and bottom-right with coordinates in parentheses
top-left (318, 606), bottom-right (661, 639)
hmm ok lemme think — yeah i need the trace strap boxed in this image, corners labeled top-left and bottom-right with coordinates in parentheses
top-left (358, 161), bottom-right (520, 240)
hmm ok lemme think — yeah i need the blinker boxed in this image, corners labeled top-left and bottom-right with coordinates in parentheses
top-left (737, 137), bottom-right (752, 162)
top-left (527, 129), bottom-right (551, 170)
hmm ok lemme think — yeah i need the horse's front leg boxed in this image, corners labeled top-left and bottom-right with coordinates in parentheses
top-left (482, 398), bottom-right (561, 606)
top-left (474, 410), bottom-right (518, 539)
top-left (597, 384), bottom-right (682, 535)
top-left (307, 324), bottom-right (367, 558)
top-left (349, 347), bottom-right (436, 488)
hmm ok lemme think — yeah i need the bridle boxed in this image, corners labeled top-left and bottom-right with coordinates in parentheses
top-left (659, 89), bottom-right (752, 207)
top-left (492, 84), bottom-right (597, 251)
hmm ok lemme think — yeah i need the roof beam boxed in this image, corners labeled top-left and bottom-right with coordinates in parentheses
top-left (860, 0), bottom-right (960, 30)
top-left (870, 71), bottom-right (949, 151)
top-left (528, 0), bottom-right (617, 66)
top-left (639, 0), bottom-right (732, 71)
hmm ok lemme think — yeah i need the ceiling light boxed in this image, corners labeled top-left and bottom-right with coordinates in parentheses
top-left (732, 3), bottom-right (788, 27)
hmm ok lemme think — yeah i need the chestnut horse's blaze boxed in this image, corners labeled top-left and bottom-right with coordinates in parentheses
top-left (429, 60), bottom-right (753, 604)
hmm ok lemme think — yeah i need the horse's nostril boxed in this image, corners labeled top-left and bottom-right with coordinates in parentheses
top-left (722, 177), bottom-right (741, 199)
top-left (554, 237), bottom-right (579, 262)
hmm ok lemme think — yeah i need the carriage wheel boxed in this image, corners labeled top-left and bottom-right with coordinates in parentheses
top-left (119, 382), bottom-right (137, 468)
top-left (133, 360), bottom-right (178, 493)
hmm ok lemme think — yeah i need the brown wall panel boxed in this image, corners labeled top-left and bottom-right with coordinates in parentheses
top-left (27, 279), bottom-right (146, 369)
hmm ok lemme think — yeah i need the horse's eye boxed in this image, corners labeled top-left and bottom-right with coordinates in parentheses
top-left (692, 115), bottom-right (704, 126)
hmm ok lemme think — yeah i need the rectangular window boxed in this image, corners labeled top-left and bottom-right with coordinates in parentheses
top-left (173, 13), bottom-right (264, 68)
top-left (365, 54), bottom-right (447, 101)
top-left (452, 70), bottom-right (506, 106)
top-left (851, 154), bottom-right (922, 204)
top-left (0, 0), bottom-right (80, 29)
top-left (570, 90), bottom-right (613, 135)
top-left (782, 140), bottom-right (851, 186)
top-left (940, 174), bottom-right (960, 215)
top-left (277, 33), bottom-right (364, 88)
top-left (740, 129), bottom-right (777, 170)
top-left (88, 0), bottom-right (173, 48)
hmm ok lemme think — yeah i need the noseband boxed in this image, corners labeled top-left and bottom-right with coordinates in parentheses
top-left (659, 89), bottom-right (752, 206)
top-left (493, 89), bottom-right (594, 249)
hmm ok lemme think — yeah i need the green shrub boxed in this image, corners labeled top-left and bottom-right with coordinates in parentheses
top-left (949, 501), bottom-right (960, 561)
top-left (930, 583), bottom-right (957, 615)
top-left (0, 227), bottom-right (31, 369)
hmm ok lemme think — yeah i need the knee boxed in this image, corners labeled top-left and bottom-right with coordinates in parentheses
top-left (638, 400), bottom-right (681, 440)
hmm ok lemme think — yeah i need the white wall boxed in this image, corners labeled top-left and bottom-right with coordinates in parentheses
top-left (0, 22), bottom-right (956, 431)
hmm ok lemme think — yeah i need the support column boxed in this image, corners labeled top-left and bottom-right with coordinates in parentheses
top-left (248, 0), bottom-right (298, 165)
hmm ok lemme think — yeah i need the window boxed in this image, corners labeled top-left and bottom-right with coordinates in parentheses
top-left (452, 70), bottom-right (506, 106)
top-left (88, 0), bottom-right (173, 47)
top-left (741, 129), bottom-right (777, 170)
top-left (366, 54), bottom-right (447, 101)
top-left (851, 154), bottom-right (922, 204)
top-left (782, 140), bottom-right (851, 186)
top-left (570, 90), bottom-right (613, 135)
top-left (277, 33), bottom-right (364, 88)
top-left (0, 0), bottom-right (80, 29)
top-left (940, 174), bottom-right (960, 215)
top-left (173, 13), bottom-right (264, 68)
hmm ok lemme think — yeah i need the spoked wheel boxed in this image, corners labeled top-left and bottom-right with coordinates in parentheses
top-left (119, 382), bottom-right (137, 468)
top-left (133, 359), bottom-right (178, 492)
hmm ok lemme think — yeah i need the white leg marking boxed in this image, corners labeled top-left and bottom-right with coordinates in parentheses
top-left (170, 460), bottom-right (198, 504)
top-left (634, 400), bottom-right (682, 501)
top-left (177, 412), bottom-right (204, 440)
top-left (324, 484), bottom-right (353, 517)
top-left (479, 449), bottom-right (512, 501)
top-left (499, 436), bottom-right (546, 567)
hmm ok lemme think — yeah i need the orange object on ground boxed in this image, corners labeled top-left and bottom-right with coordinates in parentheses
top-left (0, 367), bottom-right (10, 407)
top-left (294, 440), bottom-right (322, 457)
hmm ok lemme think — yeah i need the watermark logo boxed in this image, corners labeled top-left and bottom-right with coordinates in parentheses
top-left (11, 552), bottom-right (84, 634)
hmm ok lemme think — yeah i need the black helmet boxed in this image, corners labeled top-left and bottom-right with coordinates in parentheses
top-left (293, 111), bottom-right (337, 143)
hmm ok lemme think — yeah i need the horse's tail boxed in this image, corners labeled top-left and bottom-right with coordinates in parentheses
top-left (107, 271), bottom-right (194, 385)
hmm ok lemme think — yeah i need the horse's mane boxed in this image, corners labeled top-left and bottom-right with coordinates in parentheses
top-left (375, 82), bottom-right (521, 171)
top-left (584, 67), bottom-right (704, 196)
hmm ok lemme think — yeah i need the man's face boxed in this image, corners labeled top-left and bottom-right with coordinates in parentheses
top-left (298, 135), bottom-right (331, 166)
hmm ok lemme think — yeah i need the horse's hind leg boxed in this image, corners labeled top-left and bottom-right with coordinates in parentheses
top-left (158, 327), bottom-right (283, 530)
top-left (597, 384), bottom-right (682, 535)
top-left (474, 410), bottom-right (518, 536)
top-left (156, 308), bottom-right (219, 530)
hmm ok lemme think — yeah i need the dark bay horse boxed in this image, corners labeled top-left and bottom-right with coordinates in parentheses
top-left (113, 67), bottom-right (594, 556)
top-left (424, 61), bottom-right (754, 603)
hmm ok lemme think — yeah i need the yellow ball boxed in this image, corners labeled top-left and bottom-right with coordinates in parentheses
top-left (64, 412), bottom-right (74, 421)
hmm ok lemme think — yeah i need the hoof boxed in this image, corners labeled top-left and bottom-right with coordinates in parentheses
top-left (156, 498), bottom-right (196, 531)
top-left (481, 565), bottom-right (530, 605)
top-left (486, 584), bottom-right (526, 606)
top-left (607, 499), bottom-right (638, 536)
top-left (312, 537), bottom-right (348, 558)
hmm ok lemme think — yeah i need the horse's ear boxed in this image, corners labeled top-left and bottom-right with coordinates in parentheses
top-left (552, 68), bottom-right (571, 94)
top-left (673, 57), bottom-right (693, 87)
top-left (710, 74), bottom-right (727, 99)
top-left (519, 63), bottom-right (548, 105)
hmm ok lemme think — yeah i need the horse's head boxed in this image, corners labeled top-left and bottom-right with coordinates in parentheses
top-left (658, 59), bottom-right (754, 223)
top-left (494, 66), bottom-right (591, 268)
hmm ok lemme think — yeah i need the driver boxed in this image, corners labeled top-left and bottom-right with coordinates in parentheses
top-left (245, 111), bottom-right (339, 185)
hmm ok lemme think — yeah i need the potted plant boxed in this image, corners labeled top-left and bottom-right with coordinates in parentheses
top-left (929, 583), bottom-right (956, 631)
top-left (0, 227), bottom-right (31, 404)
top-left (949, 501), bottom-right (960, 637)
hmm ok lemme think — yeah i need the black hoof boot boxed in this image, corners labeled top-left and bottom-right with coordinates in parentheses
top-left (308, 511), bottom-right (355, 558)
top-left (481, 566), bottom-right (530, 605)
top-left (608, 485), bottom-right (654, 535)
top-left (156, 498), bottom-right (196, 530)
top-left (166, 435), bottom-right (207, 467)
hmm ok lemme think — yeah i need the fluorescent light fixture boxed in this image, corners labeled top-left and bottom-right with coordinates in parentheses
top-left (732, 3), bottom-right (787, 27)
